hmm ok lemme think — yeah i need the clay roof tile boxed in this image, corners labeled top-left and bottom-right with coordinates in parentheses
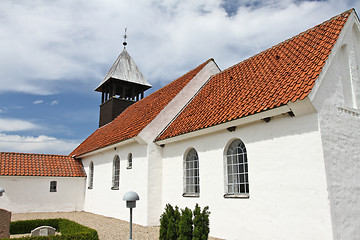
top-left (0, 152), bottom-right (86, 177)
top-left (156, 9), bottom-right (353, 141)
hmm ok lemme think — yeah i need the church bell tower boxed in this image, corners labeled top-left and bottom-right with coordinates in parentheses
top-left (95, 30), bottom-right (151, 127)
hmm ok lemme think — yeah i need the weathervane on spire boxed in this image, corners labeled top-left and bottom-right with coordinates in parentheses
top-left (123, 28), bottom-right (128, 48)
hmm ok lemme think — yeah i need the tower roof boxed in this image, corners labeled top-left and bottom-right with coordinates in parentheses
top-left (95, 48), bottom-right (151, 92)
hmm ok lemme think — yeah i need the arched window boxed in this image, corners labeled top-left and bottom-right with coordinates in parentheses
top-left (183, 148), bottom-right (200, 196)
top-left (112, 155), bottom-right (120, 190)
top-left (127, 153), bottom-right (133, 169)
top-left (225, 139), bottom-right (249, 195)
top-left (88, 161), bottom-right (94, 189)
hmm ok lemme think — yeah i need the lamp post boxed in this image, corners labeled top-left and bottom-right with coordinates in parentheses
top-left (0, 187), bottom-right (4, 197)
top-left (123, 191), bottom-right (139, 240)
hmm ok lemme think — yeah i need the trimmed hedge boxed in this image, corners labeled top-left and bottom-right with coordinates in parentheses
top-left (4, 218), bottom-right (98, 240)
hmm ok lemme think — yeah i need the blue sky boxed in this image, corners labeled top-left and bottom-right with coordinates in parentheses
top-left (0, 0), bottom-right (359, 155)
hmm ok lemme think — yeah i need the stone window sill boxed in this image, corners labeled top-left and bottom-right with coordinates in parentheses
top-left (224, 193), bottom-right (249, 199)
top-left (182, 193), bottom-right (200, 198)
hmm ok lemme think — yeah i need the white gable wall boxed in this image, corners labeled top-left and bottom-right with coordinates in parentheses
top-left (81, 142), bottom-right (149, 226)
top-left (161, 113), bottom-right (333, 240)
top-left (0, 176), bottom-right (85, 213)
top-left (311, 14), bottom-right (360, 239)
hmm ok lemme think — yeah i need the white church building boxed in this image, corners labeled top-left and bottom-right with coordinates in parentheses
top-left (1, 9), bottom-right (360, 240)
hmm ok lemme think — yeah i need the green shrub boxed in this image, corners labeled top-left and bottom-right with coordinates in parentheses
top-left (5, 218), bottom-right (98, 240)
top-left (178, 207), bottom-right (193, 240)
top-left (159, 204), bottom-right (210, 240)
top-left (193, 204), bottom-right (210, 240)
top-left (159, 204), bottom-right (180, 240)
top-left (10, 219), bottom-right (60, 235)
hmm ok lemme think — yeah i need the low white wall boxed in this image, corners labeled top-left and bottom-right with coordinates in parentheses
top-left (0, 176), bottom-right (85, 213)
top-left (161, 113), bottom-right (333, 240)
top-left (82, 142), bottom-right (149, 226)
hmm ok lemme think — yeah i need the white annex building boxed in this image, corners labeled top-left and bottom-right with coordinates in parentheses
top-left (1, 9), bottom-right (360, 240)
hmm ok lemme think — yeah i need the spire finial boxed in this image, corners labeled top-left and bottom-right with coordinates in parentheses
top-left (123, 28), bottom-right (128, 48)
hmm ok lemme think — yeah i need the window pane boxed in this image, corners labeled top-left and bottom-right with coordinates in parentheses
top-left (240, 174), bottom-right (245, 183)
top-left (228, 185), bottom-right (233, 193)
top-left (227, 165), bottom-right (232, 175)
top-left (239, 154), bottom-right (244, 163)
top-left (239, 164), bottom-right (244, 173)
top-left (240, 184), bottom-right (245, 193)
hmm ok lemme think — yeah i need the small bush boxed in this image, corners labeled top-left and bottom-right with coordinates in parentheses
top-left (159, 204), bottom-right (181, 240)
top-left (193, 204), bottom-right (210, 240)
top-left (5, 218), bottom-right (98, 240)
top-left (178, 207), bottom-right (193, 240)
top-left (159, 204), bottom-right (210, 240)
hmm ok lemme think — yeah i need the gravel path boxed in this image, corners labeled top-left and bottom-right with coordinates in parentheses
top-left (11, 211), bottom-right (222, 240)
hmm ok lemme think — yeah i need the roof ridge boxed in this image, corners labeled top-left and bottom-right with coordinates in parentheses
top-left (142, 59), bottom-right (215, 98)
top-left (0, 152), bottom-right (71, 157)
top-left (218, 9), bottom-right (353, 76)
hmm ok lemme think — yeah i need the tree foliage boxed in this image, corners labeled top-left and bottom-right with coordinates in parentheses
top-left (178, 207), bottom-right (193, 240)
top-left (192, 204), bottom-right (210, 240)
top-left (159, 204), bottom-right (210, 240)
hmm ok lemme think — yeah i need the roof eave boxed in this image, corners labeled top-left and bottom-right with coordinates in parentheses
top-left (155, 97), bottom-right (316, 145)
top-left (73, 137), bottom-right (137, 159)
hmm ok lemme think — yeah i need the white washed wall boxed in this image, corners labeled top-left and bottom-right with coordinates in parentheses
top-left (161, 113), bottom-right (332, 240)
top-left (81, 142), bottom-right (149, 226)
top-left (0, 176), bottom-right (85, 213)
top-left (311, 16), bottom-right (360, 240)
top-left (81, 60), bottom-right (219, 226)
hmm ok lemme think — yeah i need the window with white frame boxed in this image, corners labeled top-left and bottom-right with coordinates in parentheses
top-left (183, 148), bottom-right (200, 196)
top-left (88, 161), bottom-right (94, 189)
top-left (127, 153), bottom-right (132, 169)
top-left (225, 139), bottom-right (249, 196)
top-left (112, 155), bottom-right (120, 190)
top-left (50, 181), bottom-right (57, 192)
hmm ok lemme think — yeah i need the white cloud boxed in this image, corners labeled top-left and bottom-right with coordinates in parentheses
top-left (50, 100), bottom-right (59, 106)
top-left (0, 133), bottom-right (79, 155)
top-left (0, 0), bottom-right (359, 95)
top-left (0, 108), bottom-right (7, 113)
top-left (0, 118), bottom-right (40, 132)
top-left (33, 100), bottom-right (44, 104)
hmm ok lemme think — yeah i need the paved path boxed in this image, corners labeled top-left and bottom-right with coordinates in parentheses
top-left (11, 211), bottom-right (222, 240)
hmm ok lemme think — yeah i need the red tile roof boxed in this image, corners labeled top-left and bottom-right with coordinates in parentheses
top-left (71, 59), bottom-right (214, 156)
top-left (156, 9), bottom-right (352, 141)
top-left (0, 152), bottom-right (86, 177)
